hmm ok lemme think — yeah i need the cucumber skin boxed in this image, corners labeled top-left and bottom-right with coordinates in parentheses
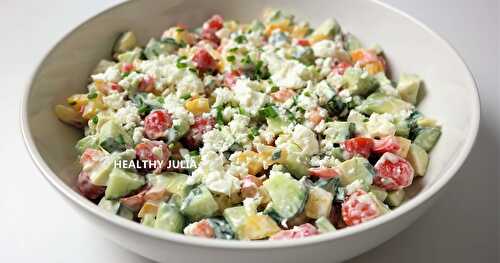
top-left (263, 173), bottom-right (307, 219)
top-left (154, 203), bottom-right (185, 233)
top-left (386, 189), bottom-right (405, 207)
top-left (180, 186), bottom-right (219, 221)
top-left (407, 143), bottom-right (429, 176)
top-left (104, 168), bottom-right (145, 200)
top-left (413, 127), bottom-right (441, 152)
top-left (315, 217), bottom-right (336, 233)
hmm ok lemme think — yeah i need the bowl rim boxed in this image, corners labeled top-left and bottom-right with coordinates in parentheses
top-left (20, 0), bottom-right (480, 250)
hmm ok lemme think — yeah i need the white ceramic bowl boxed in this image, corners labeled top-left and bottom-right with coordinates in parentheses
top-left (21, 0), bottom-right (480, 262)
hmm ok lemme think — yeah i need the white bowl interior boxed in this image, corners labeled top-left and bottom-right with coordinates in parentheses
top-left (24, 0), bottom-right (479, 247)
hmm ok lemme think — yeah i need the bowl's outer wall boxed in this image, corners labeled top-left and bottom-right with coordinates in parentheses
top-left (24, 0), bottom-right (479, 262)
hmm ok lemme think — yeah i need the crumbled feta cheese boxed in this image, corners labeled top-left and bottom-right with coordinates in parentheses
top-left (228, 114), bottom-right (250, 144)
top-left (312, 40), bottom-right (337, 58)
top-left (366, 113), bottom-right (396, 138)
top-left (202, 127), bottom-right (235, 153)
top-left (233, 79), bottom-right (267, 115)
top-left (270, 59), bottom-right (309, 90)
top-left (292, 125), bottom-right (319, 155)
top-left (114, 102), bottom-right (141, 130)
top-left (132, 127), bottom-right (144, 144)
top-left (103, 92), bottom-right (125, 110)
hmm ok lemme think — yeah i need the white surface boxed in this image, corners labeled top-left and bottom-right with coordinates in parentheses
top-left (1, 0), bottom-right (498, 262)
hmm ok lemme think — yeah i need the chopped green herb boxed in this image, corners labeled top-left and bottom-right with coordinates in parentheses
top-left (157, 96), bottom-right (165, 104)
top-left (248, 127), bottom-right (259, 140)
top-left (180, 94), bottom-right (191, 100)
top-left (115, 134), bottom-right (125, 145)
top-left (176, 62), bottom-right (188, 69)
top-left (271, 86), bottom-right (279, 93)
top-left (258, 104), bottom-right (279, 119)
top-left (176, 28), bottom-right (185, 32)
top-left (235, 35), bottom-right (247, 44)
top-left (216, 106), bottom-right (224, 125)
top-left (87, 92), bottom-right (98, 100)
top-left (271, 149), bottom-right (282, 160)
top-left (91, 115), bottom-right (99, 124)
top-left (189, 150), bottom-right (199, 156)
top-left (228, 47), bottom-right (238, 52)
top-left (226, 55), bottom-right (236, 62)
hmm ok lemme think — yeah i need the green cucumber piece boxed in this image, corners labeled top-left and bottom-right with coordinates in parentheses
top-left (369, 185), bottom-right (388, 202)
top-left (386, 189), bottom-right (405, 207)
top-left (223, 206), bottom-right (248, 234)
top-left (144, 38), bottom-right (179, 60)
top-left (117, 47), bottom-right (142, 63)
top-left (311, 18), bottom-right (341, 39)
top-left (292, 46), bottom-right (315, 66)
top-left (154, 202), bottom-right (185, 233)
top-left (315, 216), bottom-right (336, 233)
top-left (98, 120), bottom-right (131, 153)
top-left (75, 135), bottom-right (99, 155)
top-left (280, 143), bottom-right (310, 179)
top-left (413, 127), bottom-right (441, 152)
top-left (407, 143), bottom-right (429, 176)
top-left (98, 198), bottom-right (121, 214)
top-left (356, 92), bottom-right (414, 115)
top-left (117, 205), bottom-right (134, 220)
top-left (393, 117), bottom-right (410, 138)
top-left (338, 157), bottom-right (374, 187)
top-left (263, 172), bottom-right (307, 219)
top-left (397, 73), bottom-right (421, 105)
top-left (113, 31), bottom-right (137, 54)
top-left (104, 168), bottom-right (145, 199)
top-left (323, 121), bottom-right (355, 143)
top-left (344, 33), bottom-right (362, 52)
top-left (89, 155), bottom-right (115, 186)
top-left (147, 172), bottom-right (191, 198)
top-left (141, 213), bottom-right (156, 227)
top-left (180, 186), bottom-right (219, 221)
top-left (342, 67), bottom-right (378, 96)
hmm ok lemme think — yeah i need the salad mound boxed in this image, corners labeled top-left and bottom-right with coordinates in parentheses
top-left (55, 9), bottom-right (441, 240)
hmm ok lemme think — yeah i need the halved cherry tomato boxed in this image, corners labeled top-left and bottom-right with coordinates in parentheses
top-left (77, 172), bottom-right (105, 200)
top-left (138, 75), bottom-right (156, 93)
top-left (183, 116), bottom-right (216, 149)
top-left (271, 88), bottom-right (295, 102)
top-left (374, 152), bottom-right (414, 190)
top-left (135, 140), bottom-right (171, 173)
top-left (193, 49), bottom-right (217, 73)
top-left (297, 39), bottom-right (310, 46)
top-left (309, 167), bottom-right (340, 179)
top-left (341, 189), bottom-right (381, 226)
top-left (342, 137), bottom-right (374, 158)
top-left (185, 219), bottom-right (215, 238)
top-left (332, 61), bottom-right (352, 75)
top-left (108, 82), bottom-right (123, 93)
top-left (373, 135), bottom-right (400, 154)
top-left (121, 63), bottom-right (134, 73)
top-left (201, 15), bottom-right (224, 46)
top-left (224, 70), bottom-right (242, 88)
top-left (144, 110), bottom-right (173, 139)
top-left (269, 223), bottom-right (319, 240)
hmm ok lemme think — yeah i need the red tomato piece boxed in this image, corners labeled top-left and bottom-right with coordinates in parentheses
top-left (332, 61), bottom-right (352, 75)
top-left (224, 70), bottom-right (242, 88)
top-left (108, 82), bottom-right (123, 93)
top-left (373, 152), bottom-right (414, 190)
top-left (77, 172), bottom-right (105, 200)
top-left (121, 63), bottom-right (134, 73)
top-left (342, 137), bottom-right (374, 158)
top-left (201, 15), bottom-right (224, 46)
top-left (193, 49), bottom-right (217, 73)
top-left (373, 136), bottom-right (400, 154)
top-left (269, 223), bottom-right (319, 240)
top-left (309, 167), bottom-right (340, 179)
top-left (271, 88), bottom-right (295, 102)
top-left (341, 189), bottom-right (381, 226)
top-left (135, 140), bottom-right (171, 173)
top-left (185, 219), bottom-right (215, 238)
top-left (144, 110), bottom-right (173, 139)
top-left (297, 39), bottom-right (310, 46)
top-left (183, 116), bottom-right (216, 149)
top-left (138, 75), bottom-right (155, 93)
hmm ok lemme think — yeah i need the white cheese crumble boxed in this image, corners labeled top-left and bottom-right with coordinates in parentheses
top-left (291, 125), bottom-right (319, 156)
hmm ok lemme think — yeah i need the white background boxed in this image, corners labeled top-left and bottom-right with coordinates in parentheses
top-left (1, 0), bottom-right (498, 262)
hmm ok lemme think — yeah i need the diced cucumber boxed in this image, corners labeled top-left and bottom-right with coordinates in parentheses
top-left (113, 31), bottom-right (137, 54)
top-left (154, 202), bottom-right (185, 233)
top-left (117, 47), bottom-right (142, 64)
top-left (207, 218), bottom-right (235, 240)
top-left (104, 168), bottom-right (145, 199)
top-left (314, 177), bottom-right (340, 196)
top-left (413, 127), bottom-right (441, 152)
top-left (279, 143), bottom-right (310, 179)
top-left (237, 214), bottom-right (281, 240)
top-left (407, 143), bottom-right (429, 176)
top-left (98, 120), bottom-right (131, 153)
top-left (386, 189), bottom-right (405, 207)
top-left (223, 206), bottom-right (248, 236)
top-left (292, 46), bottom-right (315, 66)
top-left (344, 33), bottom-right (362, 52)
top-left (180, 185), bottom-right (219, 221)
top-left (144, 38), bottom-right (179, 60)
top-left (311, 18), bottom-right (341, 39)
top-left (338, 157), bottom-right (374, 187)
top-left (397, 73), bottom-right (421, 105)
top-left (356, 92), bottom-right (414, 115)
top-left (263, 172), bottom-right (307, 219)
top-left (267, 117), bottom-right (289, 134)
top-left (147, 172), bottom-right (191, 198)
top-left (98, 198), bottom-right (121, 214)
top-left (118, 206), bottom-right (134, 220)
top-left (342, 67), bottom-right (378, 96)
top-left (166, 118), bottom-right (191, 143)
top-left (141, 213), bottom-right (156, 227)
top-left (315, 216), bottom-right (336, 233)
top-left (323, 121), bottom-right (355, 143)
top-left (369, 185), bottom-right (388, 202)
top-left (75, 135), bottom-right (99, 155)
top-left (305, 186), bottom-right (333, 219)
top-left (92, 60), bottom-right (116, 75)
top-left (89, 155), bottom-right (115, 186)
top-left (393, 117), bottom-right (410, 138)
